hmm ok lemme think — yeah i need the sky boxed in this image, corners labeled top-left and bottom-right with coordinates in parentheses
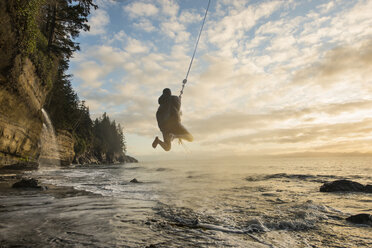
top-left (69, 0), bottom-right (372, 159)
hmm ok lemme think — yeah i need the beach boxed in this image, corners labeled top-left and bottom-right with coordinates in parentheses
top-left (0, 156), bottom-right (371, 247)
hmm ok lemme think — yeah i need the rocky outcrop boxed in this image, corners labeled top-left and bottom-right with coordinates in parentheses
top-left (346, 214), bottom-right (372, 225)
top-left (124, 155), bottom-right (138, 163)
top-left (130, 178), bottom-right (140, 183)
top-left (73, 152), bottom-right (100, 165)
top-left (320, 180), bottom-right (372, 193)
top-left (73, 151), bottom-right (138, 165)
top-left (12, 178), bottom-right (46, 190)
top-left (0, 2), bottom-right (136, 169)
top-left (56, 130), bottom-right (75, 165)
top-left (0, 2), bottom-right (49, 168)
top-left (0, 56), bottom-right (47, 168)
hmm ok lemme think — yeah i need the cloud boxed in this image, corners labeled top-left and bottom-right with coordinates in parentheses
top-left (107, 30), bottom-right (127, 44)
top-left (160, 20), bottom-right (190, 43)
top-left (189, 100), bottom-right (372, 140)
top-left (125, 38), bottom-right (150, 54)
top-left (133, 18), bottom-right (156, 32)
top-left (317, 1), bottom-right (335, 14)
top-left (123, 2), bottom-right (159, 18)
top-left (95, 0), bottom-right (117, 8)
top-left (208, 1), bottom-right (282, 49)
top-left (158, 0), bottom-right (179, 17)
top-left (74, 61), bottom-right (110, 88)
top-left (215, 118), bottom-right (372, 146)
top-left (92, 45), bottom-right (128, 67)
top-left (291, 39), bottom-right (372, 88)
top-left (179, 10), bottom-right (202, 24)
top-left (70, 0), bottom-right (372, 157)
top-left (86, 9), bottom-right (110, 35)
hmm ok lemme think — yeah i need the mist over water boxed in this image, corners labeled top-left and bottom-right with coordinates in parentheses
top-left (1, 157), bottom-right (371, 247)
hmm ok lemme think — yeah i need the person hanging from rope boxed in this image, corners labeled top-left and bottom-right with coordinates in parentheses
top-left (152, 0), bottom-right (210, 151)
top-left (152, 87), bottom-right (193, 151)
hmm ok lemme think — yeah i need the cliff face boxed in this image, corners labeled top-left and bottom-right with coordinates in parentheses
top-left (0, 2), bottom-right (47, 168)
top-left (0, 57), bottom-right (47, 167)
top-left (0, 1), bottom-right (137, 168)
top-left (38, 129), bottom-right (75, 166)
top-left (56, 130), bottom-right (75, 166)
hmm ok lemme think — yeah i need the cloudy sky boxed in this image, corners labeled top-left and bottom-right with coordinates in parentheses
top-left (69, 0), bottom-right (372, 159)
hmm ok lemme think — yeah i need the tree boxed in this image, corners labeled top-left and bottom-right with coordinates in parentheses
top-left (40, 0), bottom-right (97, 59)
top-left (93, 113), bottom-right (127, 157)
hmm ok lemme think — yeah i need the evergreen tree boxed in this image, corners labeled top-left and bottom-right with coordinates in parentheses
top-left (93, 113), bottom-right (127, 156)
top-left (16, 0), bottom-right (127, 161)
top-left (40, 0), bottom-right (97, 59)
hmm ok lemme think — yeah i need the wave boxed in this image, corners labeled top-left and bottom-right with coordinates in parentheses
top-left (245, 173), bottom-right (370, 183)
top-left (151, 198), bottom-right (352, 248)
top-left (153, 200), bottom-right (338, 236)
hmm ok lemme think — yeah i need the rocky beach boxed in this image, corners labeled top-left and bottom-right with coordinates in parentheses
top-left (0, 157), bottom-right (371, 247)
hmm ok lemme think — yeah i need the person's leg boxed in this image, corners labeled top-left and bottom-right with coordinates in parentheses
top-left (152, 136), bottom-right (159, 148)
top-left (154, 133), bottom-right (172, 151)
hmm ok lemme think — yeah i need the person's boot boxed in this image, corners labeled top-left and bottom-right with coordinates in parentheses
top-left (152, 137), bottom-right (159, 148)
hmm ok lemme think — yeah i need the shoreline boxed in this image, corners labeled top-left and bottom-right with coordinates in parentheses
top-left (0, 168), bottom-right (98, 199)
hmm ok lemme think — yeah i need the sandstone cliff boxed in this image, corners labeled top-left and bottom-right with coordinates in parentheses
top-left (0, 56), bottom-right (47, 167)
top-left (56, 130), bottom-right (75, 166)
top-left (0, 1), bottom-right (50, 168)
top-left (0, 1), bottom-right (137, 168)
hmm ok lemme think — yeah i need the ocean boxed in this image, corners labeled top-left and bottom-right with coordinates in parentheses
top-left (0, 157), bottom-right (371, 247)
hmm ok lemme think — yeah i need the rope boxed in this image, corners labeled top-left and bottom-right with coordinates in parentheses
top-left (179, 0), bottom-right (211, 98)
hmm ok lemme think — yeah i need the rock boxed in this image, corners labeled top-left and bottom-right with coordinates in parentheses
top-left (130, 178), bottom-right (140, 183)
top-left (364, 184), bottom-right (372, 193)
top-left (346, 214), bottom-right (372, 225)
top-left (56, 130), bottom-right (75, 165)
top-left (0, 56), bottom-right (49, 168)
top-left (0, 2), bottom-right (61, 168)
top-left (145, 245), bottom-right (157, 248)
top-left (12, 178), bottom-right (46, 190)
top-left (320, 180), bottom-right (368, 192)
top-left (2, 162), bottom-right (39, 170)
top-left (124, 155), bottom-right (138, 163)
top-left (73, 152), bottom-right (138, 165)
top-left (73, 152), bottom-right (100, 165)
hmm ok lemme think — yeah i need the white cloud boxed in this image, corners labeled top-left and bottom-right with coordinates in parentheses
top-left (95, 0), bottom-right (117, 9)
top-left (70, 0), bottom-right (372, 156)
top-left (133, 18), bottom-right (156, 32)
top-left (179, 10), bottom-right (202, 24)
top-left (86, 9), bottom-right (110, 35)
top-left (74, 61), bottom-right (109, 88)
top-left (125, 38), bottom-right (150, 54)
top-left (158, 0), bottom-right (179, 17)
top-left (317, 1), bottom-right (335, 14)
top-left (107, 30), bottom-right (127, 44)
top-left (124, 2), bottom-right (159, 18)
top-left (160, 20), bottom-right (190, 43)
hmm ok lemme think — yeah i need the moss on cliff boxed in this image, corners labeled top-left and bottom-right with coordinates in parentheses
top-left (13, 0), bottom-right (45, 55)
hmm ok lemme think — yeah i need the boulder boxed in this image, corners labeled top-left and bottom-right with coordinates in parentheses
top-left (320, 180), bottom-right (369, 192)
top-left (130, 178), bottom-right (140, 183)
top-left (346, 214), bottom-right (372, 225)
top-left (364, 184), bottom-right (372, 193)
top-left (124, 155), bottom-right (138, 163)
top-left (12, 178), bottom-right (46, 190)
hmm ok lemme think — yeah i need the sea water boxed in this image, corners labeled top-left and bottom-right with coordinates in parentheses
top-left (0, 157), bottom-right (371, 247)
